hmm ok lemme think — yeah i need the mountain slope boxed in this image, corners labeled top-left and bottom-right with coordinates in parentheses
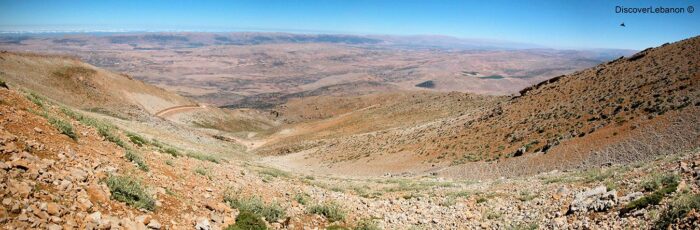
top-left (0, 51), bottom-right (194, 119)
top-left (261, 36), bottom-right (700, 178)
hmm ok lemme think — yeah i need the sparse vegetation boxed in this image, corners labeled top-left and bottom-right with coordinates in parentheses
top-left (224, 191), bottom-right (286, 222)
top-left (162, 147), bottom-right (181, 157)
top-left (307, 202), bottom-right (346, 222)
top-left (105, 175), bottom-right (155, 211)
top-left (126, 132), bottom-right (148, 146)
top-left (518, 191), bottom-right (536, 202)
top-left (186, 151), bottom-right (220, 163)
top-left (621, 173), bottom-right (679, 215)
top-left (639, 173), bottom-right (679, 192)
top-left (655, 193), bottom-right (700, 229)
top-left (485, 210), bottom-right (502, 220)
top-left (224, 211), bottom-right (268, 230)
top-left (61, 106), bottom-right (128, 148)
top-left (125, 150), bottom-right (149, 171)
top-left (294, 192), bottom-right (311, 205)
top-left (512, 223), bottom-right (538, 230)
top-left (25, 92), bottom-right (45, 108)
top-left (47, 116), bottom-right (77, 140)
top-left (194, 166), bottom-right (211, 179)
top-left (354, 218), bottom-right (382, 230)
top-left (258, 167), bottom-right (289, 178)
top-left (439, 196), bottom-right (457, 207)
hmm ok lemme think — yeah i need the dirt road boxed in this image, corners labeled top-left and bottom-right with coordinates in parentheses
top-left (155, 104), bottom-right (205, 117)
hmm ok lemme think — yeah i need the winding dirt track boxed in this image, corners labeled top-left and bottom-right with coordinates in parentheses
top-left (155, 104), bottom-right (204, 117)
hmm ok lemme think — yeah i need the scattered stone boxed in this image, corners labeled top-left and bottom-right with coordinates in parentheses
top-left (568, 186), bottom-right (617, 214)
top-left (620, 192), bottom-right (643, 203)
top-left (46, 202), bottom-right (60, 216)
top-left (147, 219), bottom-right (162, 229)
top-left (86, 211), bottom-right (101, 224)
top-left (195, 217), bottom-right (211, 230)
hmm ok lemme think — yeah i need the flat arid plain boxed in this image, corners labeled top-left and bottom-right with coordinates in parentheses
top-left (0, 32), bottom-right (698, 230)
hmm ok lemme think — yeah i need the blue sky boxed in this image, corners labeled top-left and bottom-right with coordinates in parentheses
top-left (0, 0), bottom-right (698, 49)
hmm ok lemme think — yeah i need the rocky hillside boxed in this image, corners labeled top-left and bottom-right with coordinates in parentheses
top-left (269, 36), bottom-right (700, 177)
top-left (2, 85), bottom-right (700, 229)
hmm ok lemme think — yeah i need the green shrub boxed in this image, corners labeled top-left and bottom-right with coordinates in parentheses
top-left (0, 78), bottom-right (7, 89)
top-left (224, 211), bottom-right (268, 230)
top-left (26, 92), bottom-right (45, 108)
top-left (580, 168), bottom-right (614, 183)
top-left (126, 132), bottom-right (148, 146)
top-left (224, 192), bottom-right (286, 222)
top-left (439, 196), bottom-right (457, 207)
top-left (48, 116), bottom-right (77, 140)
top-left (162, 147), bottom-right (180, 157)
top-left (258, 168), bottom-right (289, 178)
top-left (125, 150), bottom-right (149, 171)
top-left (640, 173), bottom-right (679, 192)
top-left (308, 202), bottom-right (346, 222)
top-left (518, 191), bottom-right (537, 202)
top-left (294, 193), bottom-right (311, 205)
top-left (105, 175), bottom-right (155, 211)
top-left (621, 173), bottom-right (679, 215)
top-left (98, 126), bottom-right (127, 148)
top-left (512, 223), bottom-right (538, 230)
top-left (655, 194), bottom-right (700, 229)
top-left (194, 166), bottom-right (212, 180)
top-left (150, 138), bottom-right (165, 148)
top-left (186, 151), bottom-right (220, 163)
top-left (61, 107), bottom-right (128, 148)
top-left (354, 218), bottom-right (381, 230)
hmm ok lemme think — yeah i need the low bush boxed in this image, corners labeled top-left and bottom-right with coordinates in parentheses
top-left (126, 132), bottom-right (148, 146)
top-left (125, 150), bottom-right (149, 171)
top-left (61, 107), bottom-right (128, 148)
top-left (48, 116), bottom-right (77, 140)
top-left (655, 193), bottom-right (700, 228)
top-left (518, 191), bottom-right (537, 202)
top-left (162, 147), bottom-right (180, 157)
top-left (224, 192), bottom-right (286, 222)
top-left (224, 211), bottom-right (268, 230)
top-left (307, 202), bottom-right (346, 222)
top-left (25, 92), bottom-right (45, 108)
top-left (439, 196), bottom-right (457, 207)
top-left (0, 78), bottom-right (7, 89)
top-left (186, 151), bottom-right (220, 163)
top-left (258, 167), bottom-right (289, 178)
top-left (621, 173), bottom-right (679, 215)
top-left (294, 192), bottom-right (311, 205)
top-left (354, 218), bottom-right (381, 230)
top-left (105, 175), bottom-right (155, 211)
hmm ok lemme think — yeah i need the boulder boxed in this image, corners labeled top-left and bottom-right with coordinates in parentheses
top-left (568, 186), bottom-right (617, 214)
top-left (195, 217), bottom-right (211, 230)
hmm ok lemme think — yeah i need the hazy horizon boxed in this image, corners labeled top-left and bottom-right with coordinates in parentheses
top-left (1, 0), bottom-right (698, 50)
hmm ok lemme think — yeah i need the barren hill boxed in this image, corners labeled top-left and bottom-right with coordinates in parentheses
top-left (0, 51), bottom-right (194, 119)
top-left (260, 36), bottom-right (700, 178)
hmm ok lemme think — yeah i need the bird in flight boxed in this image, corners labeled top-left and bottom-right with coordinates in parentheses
top-left (620, 22), bottom-right (626, 27)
